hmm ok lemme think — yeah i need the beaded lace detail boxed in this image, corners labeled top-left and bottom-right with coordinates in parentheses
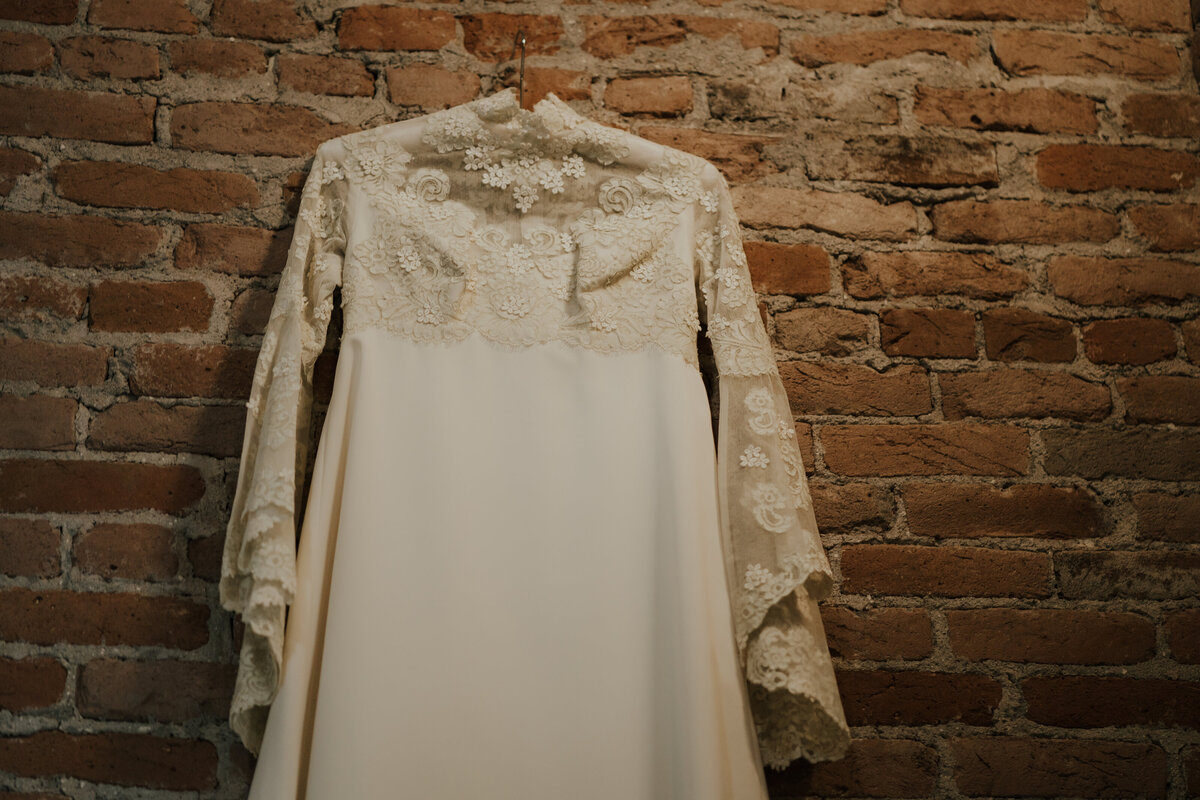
top-left (219, 87), bottom-right (849, 768)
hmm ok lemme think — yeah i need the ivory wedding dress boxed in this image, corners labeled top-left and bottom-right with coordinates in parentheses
top-left (219, 86), bottom-right (850, 799)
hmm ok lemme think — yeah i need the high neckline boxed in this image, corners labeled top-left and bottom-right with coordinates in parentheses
top-left (466, 87), bottom-right (583, 130)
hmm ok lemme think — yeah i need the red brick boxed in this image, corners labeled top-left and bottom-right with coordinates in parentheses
top-left (1118, 375), bottom-right (1200, 424)
top-left (583, 15), bottom-right (779, 59)
top-left (899, 0), bottom-right (1087, 20)
top-left (930, 198), bottom-right (1119, 243)
top-left (0, 85), bottom-right (154, 144)
top-left (74, 523), bottom-right (179, 581)
top-left (77, 658), bottom-right (234, 722)
top-left (982, 309), bottom-right (1076, 362)
top-left (338, 7), bottom-right (457, 51)
top-left (824, 423), bottom-right (1029, 476)
top-left (166, 39), bottom-right (266, 78)
top-left (515, 67), bottom-right (590, 104)
top-left (743, 241), bottom-right (830, 295)
top-left (947, 608), bottom-right (1153, 663)
top-left (0, 587), bottom-right (209, 649)
top-left (175, 222), bottom-right (283, 275)
top-left (1037, 143), bottom-right (1200, 192)
top-left (0, 30), bottom-right (54, 73)
top-left (463, 13), bottom-right (564, 61)
top-left (838, 670), bottom-right (1002, 726)
top-left (0, 145), bottom-right (42, 194)
top-left (88, 279), bottom-right (213, 332)
top-left (844, 250), bottom-right (1027, 299)
top-left (0, 730), bottom-right (216, 790)
top-left (55, 160), bottom-right (258, 212)
top-left (821, 607), bottom-right (931, 660)
top-left (170, 101), bottom-right (357, 157)
top-left (0, 657), bottom-right (65, 712)
top-left (904, 483), bottom-right (1105, 539)
top-left (639, 126), bottom-right (779, 182)
top-left (880, 308), bottom-right (975, 358)
top-left (0, 209), bottom-right (161, 268)
top-left (1082, 317), bottom-right (1175, 365)
top-left (278, 53), bottom-right (373, 97)
top-left (780, 362), bottom-right (931, 416)
top-left (0, 274), bottom-right (86, 321)
top-left (129, 343), bottom-right (259, 398)
top-left (993, 30), bottom-right (1179, 79)
top-left (1186, 319), bottom-right (1200, 364)
top-left (1023, 675), bottom-right (1200, 728)
top-left (1166, 609), bottom-right (1200, 662)
top-left (1043, 428), bottom-right (1200, 481)
top-left (817, 135), bottom-right (999, 187)
top-left (731, 185), bottom-right (918, 240)
top-left (1121, 93), bottom-right (1200, 138)
top-left (772, 738), bottom-right (936, 798)
top-left (1051, 256), bottom-right (1200, 307)
top-left (87, 0), bottom-right (198, 33)
top-left (0, 459), bottom-right (205, 514)
top-left (1128, 203), bottom-right (1200, 251)
top-left (1, 0), bottom-right (77, 24)
top-left (230, 287), bottom-right (274, 334)
top-left (810, 481), bottom-right (895, 532)
top-left (88, 398), bottom-right (245, 457)
top-left (951, 737), bottom-right (1166, 798)
top-left (708, 76), bottom-right (899, 124)
top-left (1055, 549), bottom-right (1200, 599)
top-left (59, 34), bottom-right (159, 79)
top-left (1133, 494), bottom-right (1200, 542)
top-left (841, 543), bottom-right (1050, 596)
top-left (0, 394), bottom-right (76, 450)
top-left (386, 63), bottom-right (480, 109)
top-left (188, 533), bottom-right (224, 582)
top-left (1097, 0), bottom-right (1191, 31)
top-left (773, 307), bottom-right (871, 355)
top-left (605, 76), bottom-right (692, 115)
top-left (0, 339), bottom-right (110, 386)
top-left (789, 28), bottom-right (977, 66)
top-left (0, 518), bottom-right (60, 578)
top-left (940, 369), bottom-right (1110, 420)
top-left (209, 0), bottom-right (315, 43)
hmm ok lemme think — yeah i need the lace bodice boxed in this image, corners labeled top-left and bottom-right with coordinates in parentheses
top-left (219, 87), bottom-right (850, 769)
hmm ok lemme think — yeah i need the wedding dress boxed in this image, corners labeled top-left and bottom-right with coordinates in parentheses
top-left (219, 86), bottom-right (850, 798)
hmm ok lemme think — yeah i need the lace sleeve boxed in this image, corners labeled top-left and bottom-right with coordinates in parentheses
top-left (695, 163), bottom-right (851, 768)
top-left (219, 143), bottom-right (347, 756)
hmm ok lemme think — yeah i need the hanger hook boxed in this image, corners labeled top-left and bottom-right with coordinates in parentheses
top-left (507, 28), bottom-right (527, 109)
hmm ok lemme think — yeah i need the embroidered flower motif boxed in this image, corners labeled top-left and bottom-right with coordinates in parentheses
top-left (598, 177), bottom-right (642, 215)
top-left (745, 387), bottom-right (779, 435)
top-left (590, 307), bottom-right (619, 333)
top-left (397, 243), bottom-right (422, 273)
top-left (408, 168), bottom-right (450, 203)
top-left (345, 138), bottom-right (412, 194)
top-left (700, 190), bottom-right (719, 213)
top-left (749, 483), bottom-right (794, 533)
top-left (740, 445), bottom-right (769, 468)
top-left (778, 420), bottom-right (796, 440)
top-left (504, 243), bottom-right (533, 274)
top-left (744, 563), bottom-right (773, 592)
top-left (780, 448), bottom-right (811, 509)
top-left (464, 146), bottom-right (493, 170)
top-left (559, 231), bottom-right (576, 252)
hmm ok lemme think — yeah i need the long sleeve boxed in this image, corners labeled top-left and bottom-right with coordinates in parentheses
top-left (694, 162), bottom-right (851, 768)
top-left (219, 142), bottom-right (347, 756)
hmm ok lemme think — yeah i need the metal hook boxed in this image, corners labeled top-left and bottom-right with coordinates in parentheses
top-left (507, 28), bottom-right (527, 109)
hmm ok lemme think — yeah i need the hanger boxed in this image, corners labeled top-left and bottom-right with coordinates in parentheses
top-left (507, 28), bottom-right (527, 109)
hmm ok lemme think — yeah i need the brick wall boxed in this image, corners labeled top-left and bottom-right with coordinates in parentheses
top-left (0, 0), bottom-right (1197, 797)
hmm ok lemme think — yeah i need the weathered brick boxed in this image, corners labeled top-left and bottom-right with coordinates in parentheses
top-left (605, 76), bottom-right (692, 115)
top-left (810, 481), bottom-right (895, 532)
top-left (1121, 93), bottom-right (1200, 138)
top-left (880, 308), bottom-right (975, 358)
top-left (2, 0), bottom-right (77, 24)
top-left (947, 608), bottom-right (1153, 663)
top-left (900, 0), bottom-right (1087, 20)
top-left (1082, 317), bottom-right (1176, 365)
top-left (0, 459), bottom-right (205, 514)
top-left (1165, 609), bottom-right (1200, 662)
top-left (1097, 0), bottom-right (1191, 31)
top-left (789, 28), bottom-right (977, 66)
top-left (1023, 676), bottom-right (1200, 728)
top-left (166, 39), bottom-right (266, 78)
top-left (74, 523), bottom-right (179, 581)
top-left (808, 134), bottom-right (997, 187)
top-left (0, 339), bottom-right (111, 386)
top-left (780, 362), bottom-right (931, 416)
top-left (731, 185), bottom-right (918, 239)
top-left (0, 518), bottom-right (60, 578)
top-left (771, 738), bottom-right (936, 799)
top-left (130, 343), bottom-right (258, 399)
top-left (209, 0), bottom-right (315, 42)
top-left (824, 423), bottom-right (1029, 476)
top-left (77, 658), bottom-right (235, 722)
top-left (1056, 550), bottom-right (1200, 600)
top-left (188, 533), bottom-right (224, 582)
top-left (88, 398), bottom-right (245, 457)
top-left (0, 275), bottom-right (85, 322)
top-left (0, 587), bottom-right (209, 649)
top-left (583, 15), bottom-right (779, 59)
top-left (709, 76), bottom-right (899, 125)
top-left (0, 30), bottom-right (54, 74)
top-left (175, 222), bottom-right (283, 275)
top-left (903, 483), bottom-right (1105, 539)
top-left (838, 670), bottom-right (1001, 726)
top-left (59, 34), bottom-right (160, 79)
top-left (88, 279), bottom-right (213, 332)
top-left (278, 53), bottom-right (373, 97)
top-left (514, 67), bottom-right (590, 104)
top-left (1127, 203), bottom-right (1200, 251)
top-left (0, 730), bottom-right (216, 790)
top-left (0, 209), bottom-right (161, 268)
top-left (1118, 376), bottom-right (1200, 424)
top-left (993, 30), bottom-right (1179, 79)
top-left (1186, 319), bottom-right (1200, 364)
top-left (1133, 494), bottom-right (1200, 542)
top-left (1043, 428), bottom-right (1200, 480)
top-left (982, 309), bottom-right (1076, 362)
top-left (0, 394), bottom-right (76, 450)
top-left (821, 607), bottom-right (931, 660)
top-left (845, 251), bottom-right (1027, 300)
top-left (0, 85), bottom-right (155, 144)
top-left (1050, 255), bottom-right (1200, 305)
top-left (930, 198), bottom-right (1119, 243)
top-left (841, 543), bottom-right (1050, 596)
top-left (774, 307), bottom-right (871, 355)
top-left (0, 145), bottom-right (43, 193)
top-left (743, 241), bottom-right (830, 295)
top-left (1038, 143), bottom-right (1200, 192)
top-left (940, 369), bottom-right (1110, 420)
top-left (0, 656), bottom-right (65, 711)
top-left (88, 0), bottom-right (198, 33)
top-left (640, 126), bottom-right (778, 182)
top-left (171, 101), bottom-right (357, 157)
top-left (463, 13), bottom-right (564, 61)
top-left (230, 286), bottom-right (274, 334)
top-left (387, 63), bottom-right (479, 109)
top-left (337, 6), bottom-right (455, 51)
top-left (951, 737), bottom-right (1166, 798)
